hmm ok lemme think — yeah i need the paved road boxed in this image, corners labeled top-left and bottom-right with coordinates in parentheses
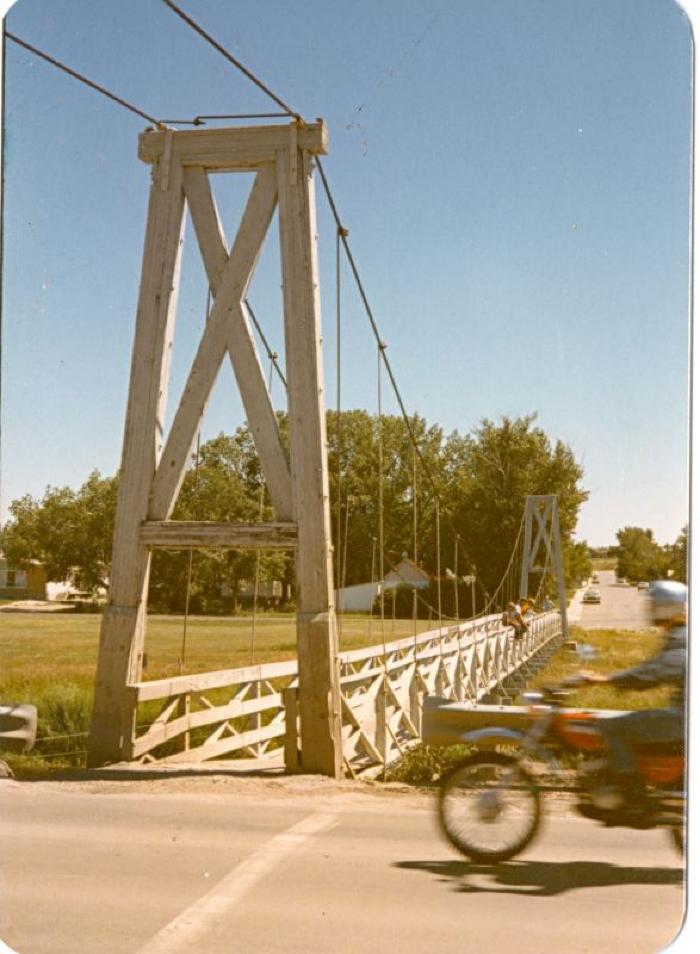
top-left (577, 569), bottom-right (651, 630)
top-left (0, 777), bottom-right (685, 954)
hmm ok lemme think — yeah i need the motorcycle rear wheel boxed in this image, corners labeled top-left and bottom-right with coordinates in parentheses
top-left (438, 751), bottom-right (541, 863)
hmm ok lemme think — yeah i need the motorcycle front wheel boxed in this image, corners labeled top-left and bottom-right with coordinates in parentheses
top-left (438, 751), bottom-right (542, 863)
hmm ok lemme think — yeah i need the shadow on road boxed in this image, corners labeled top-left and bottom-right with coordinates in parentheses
top-left (394, 858), bottom-right (684, 897)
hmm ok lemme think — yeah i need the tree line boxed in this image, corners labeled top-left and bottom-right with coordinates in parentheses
top-left (1, 412), bottom-right (592, 614)
top-left (613, 526), bottom-right (687, 585)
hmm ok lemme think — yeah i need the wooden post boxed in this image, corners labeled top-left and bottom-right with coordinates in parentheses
top-left (277, 131), bottom-right (342, 777)
top-left (178, 692), bottom-right (191, 753)
top-left (375, 681), bottom-right (388, 764)
top-left (88, 149), bottom-right (186, 767)
top-left (283, 686), bottom-right (300, 772)
top-left (409, 673), bottom-right (422, 736)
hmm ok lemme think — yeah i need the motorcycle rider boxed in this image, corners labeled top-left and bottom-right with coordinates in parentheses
top-left (578, 579), bottom-right (687, 818)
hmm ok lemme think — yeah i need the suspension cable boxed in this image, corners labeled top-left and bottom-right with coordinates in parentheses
top-left (412, 448), bottom-right (419, 642)
top-left (435, 500), bottom-right (443, 634)
top-left (244, 300), bottom-right (287, 389)
top-left (161, 0), bottom-right (301, 120)
top-left (155, 0), bottom-right (496, 611)
top-left (335, 227), bottom-right (344, 614)
top-left (8, 11), bottom-right (538, 636)
top-left (251, 358), bottom-right (276, 663)
top-left (452, 535), bottom-right (459, 621)
top-left (314, 156), bottom-right (493, 602)
top-left (369, 537), bottom-right (377, 641)
top-left (179, 432), bottom-right (200, 674)
top-left (194, 113), bottom-right (290, 122)
top-left (179, 286), bottom-right (212, 671)
top-left (481, 510), bottom-right (527, 615)
top-left (5, 32), bottom-right (165, 127)
top-left (377, 343), bottom-right (387, 655)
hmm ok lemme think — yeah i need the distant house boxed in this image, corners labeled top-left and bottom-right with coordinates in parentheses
top-left (335, 555), bottom-right (432, 613)
top-left (0, 556), bottom-right (47, 600)
top-left (335, 581), bottom-right (381, 613)
top-left (383, 557), bottom-right (431, 591)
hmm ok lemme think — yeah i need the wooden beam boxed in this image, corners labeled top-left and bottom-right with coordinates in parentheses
top-left (133, 660), bottom-right (297, 702)
top-left (139, 122), bottom-right (328, 171)
top-left (131, 692), bottom-right (284, 759)
top-left (182, 168), bottom-right (293, 519)
top-left (140, 520), bottom-right (298, 550)
top-left (149, 167), bottom-right (291, 520)
top-left (88, 155), bottom-right (186, 768)
top-left (182, 166), bottom-right (228, 291)
top-left (277, 138), bottom-right (342, 777)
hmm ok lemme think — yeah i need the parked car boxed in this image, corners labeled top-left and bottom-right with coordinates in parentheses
top-left (637, 581), bottom-right (649, 591)
top-left (583, 588), bottom-right (601, 604)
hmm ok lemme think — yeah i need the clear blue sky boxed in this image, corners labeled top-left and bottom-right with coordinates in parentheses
top-left (0, 0), bottom-right (692, 548)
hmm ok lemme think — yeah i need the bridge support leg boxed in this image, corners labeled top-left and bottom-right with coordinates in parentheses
top-left (87, 157), bottom-right (186, 767)
top-left (277, 144), bottom-right (342, 778)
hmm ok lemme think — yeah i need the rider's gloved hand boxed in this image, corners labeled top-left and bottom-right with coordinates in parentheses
top-left (578, 670), bottom-right (608, 684)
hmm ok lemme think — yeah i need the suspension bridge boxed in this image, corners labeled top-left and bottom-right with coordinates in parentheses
top-left (1, 10), bottom-right (688, 954)
top-left (6, 5), bottom-right (572, 779)
top-left (81, 108), bottom-right (570, 777)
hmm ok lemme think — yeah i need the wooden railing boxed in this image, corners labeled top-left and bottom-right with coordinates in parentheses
top-left (124, 611), bottom-right (563, 773)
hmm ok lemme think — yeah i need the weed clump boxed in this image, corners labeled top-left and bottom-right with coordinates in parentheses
top-left (385, 743), bottom-right (474, 785)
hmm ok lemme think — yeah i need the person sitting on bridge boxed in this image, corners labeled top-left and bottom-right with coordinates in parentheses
top-left (577, 580), bottom-right (687, 819)
top-left (503, 601), bottom-right (528, 639)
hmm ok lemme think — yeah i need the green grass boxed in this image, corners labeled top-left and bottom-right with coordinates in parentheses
top-left (530, 624), bottom-right (674, 711)
top-left (0, 610), bottom-right (436, 776)
top-left (0, 610), bottom-right (436, 686)
top-left (385, 624), bottom-right (674, 786)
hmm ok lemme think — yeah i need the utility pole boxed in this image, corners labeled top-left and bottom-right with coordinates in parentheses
top-left (453, 536), bottom-right (460, 620)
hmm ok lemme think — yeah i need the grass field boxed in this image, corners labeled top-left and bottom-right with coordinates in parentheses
top-left (530, 624), bottom-right (674, 711)
top-left (0, 609), bottom-right (436, 689)
top-left (0, 609), bottom-right (436, 775)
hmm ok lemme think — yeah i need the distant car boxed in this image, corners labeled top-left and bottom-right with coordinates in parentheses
top-left (583, 588), bottom-right (601, 604)
top-left (637, 581), bottom-right (649, 591)
top-left (591, 574), bottom-right (600, 584)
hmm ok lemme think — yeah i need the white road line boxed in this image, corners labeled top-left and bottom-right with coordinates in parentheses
top-left (136, 811), bottom-right (339, 954)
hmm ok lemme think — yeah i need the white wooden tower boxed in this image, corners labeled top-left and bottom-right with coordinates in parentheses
top-left (519, 494), bottom-right (569, 639)
top-left (87, 121), bottom-right (343, 777)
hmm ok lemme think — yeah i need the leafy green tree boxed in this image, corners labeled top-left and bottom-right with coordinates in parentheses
top-left (0, 432), bottom-right (288, 610)
top-left (328, 411), bottom-right (587, 607)
top-left (327, 410), bottom-right (446, 587)
top-left (0, 471), bottom-right (117, 592)
top-left (564, 540), bottom-right (594, 587)
top-left (442, 414), bottom-right (588, 596)
top-left (665, 525), bottom-right (687, 584)
top-left (2, 412), bottom-right (589, 614)
top-left (151, 429), bottom-right (289, 612)
top-left (615, 527), bottom-right (666, 583)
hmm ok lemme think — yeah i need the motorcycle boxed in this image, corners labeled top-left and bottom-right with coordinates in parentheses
top-left (437, 673), bottom-right (685, 864)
